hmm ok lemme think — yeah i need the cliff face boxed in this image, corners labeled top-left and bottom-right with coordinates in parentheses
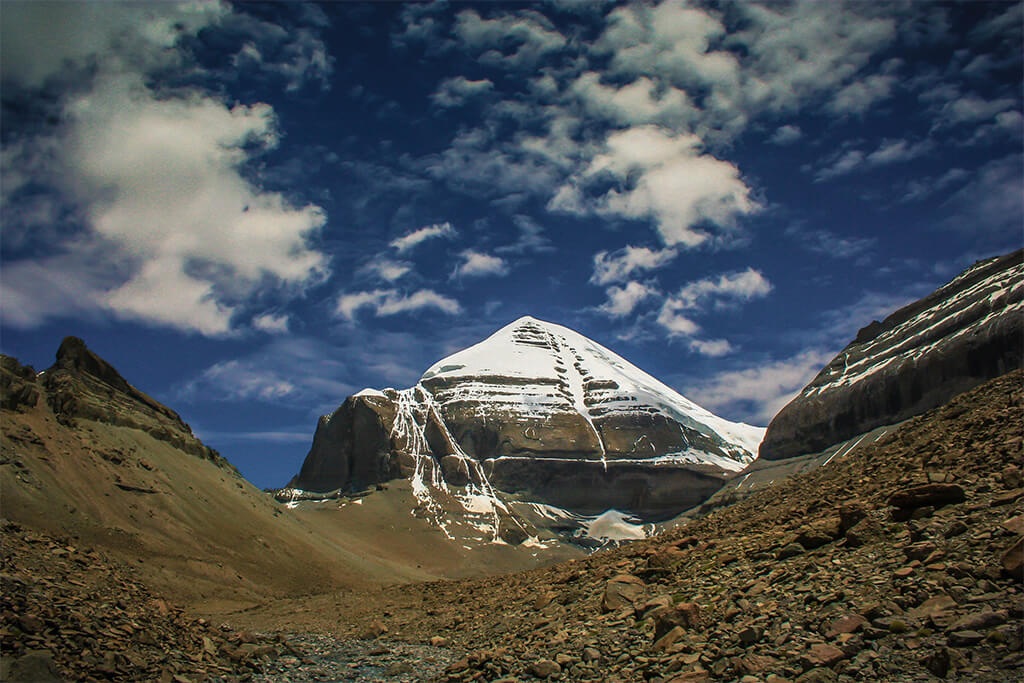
top-left (759, 249), bottom-right (1024, 461)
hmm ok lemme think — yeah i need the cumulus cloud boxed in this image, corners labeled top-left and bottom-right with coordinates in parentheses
top-left (598, 281), bottom-right (657, 317)
top-left (590, 245), bottom-right (677, 285)
top-left (431, 76), bottom-right (495, 107)
top-left (0, 3), bottom-right (330, 336)
top-left (389, 222), bottom-right (457, 252)
top-left (453, 9), bottom-right (567, 69)
top-left (336, 289), bottom-right (461, 320)
top-left (453, 250), bottom-right (510, 278)
top-left (687, 338), bottom-right (733, 358)
top-left (359, 258), bottom-right (413, 282)
top-left (686, 348), bottom-right (835, 424)
top-left (557, 126), bottom-right (758, 247)
top-left (770, 125), bottom-right (802, 145)
top-left (666, 268), bottom-right (773, 312)
top-left (252, 313), bottom-right (290, 334)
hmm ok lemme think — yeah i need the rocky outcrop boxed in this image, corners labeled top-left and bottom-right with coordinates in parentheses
top-left (7, 337), bottom-right (230, 468)
top-left (287, 317), bottom-right (765, 528)
top-left (760, 249), bottom-right (1024, 461)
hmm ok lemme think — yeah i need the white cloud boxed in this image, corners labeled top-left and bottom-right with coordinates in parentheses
top-left (686, 349), bottom-right (835, 424)
top-left (590, 245), bottom-right (677, 285)
top-left (569, 72), bottom-right (696, 127)
top-left (865, 138), bottom-right (933, 165)
top-left (827, 74), bottom-right (896, 115)
top-left (389, 222), bottom-right (457, 252)
top-left (598, 281), bottom-right (657, 317)
top-left (359, 258), bottom-right (412, 282)
top-left (187, 359), bottom-right (299, 401)
top-left (453, 250), bottom-right (510, 278)
top-left (655, 306), bottom-right (700, 337)
top-left (687, 338), bottom-right (733, 357)
top-left (252, 313), bottom-right (290, 334)
top-left (815, 138), bottom-right (933, 181)
top-left (0, 3), bottom-right (330, 337)
top-left (453, 9), bottom-right (566, 69)
top-left (563, 126), bottom-right (758, 247)
top-left (938, 94), bottom-right (1017, 125)
top-left (431, 76), bottom-right (495, 107)
top-left (770, 125), bottom-right (802, 145)
top-left (668, 268), bottom-right (773, 312)
top-left (495, 214), bottom-right (555, 254)
top-left (335, 288), bottom-right (462, 320)
top-left (814, 149), bottom-right (866, 182)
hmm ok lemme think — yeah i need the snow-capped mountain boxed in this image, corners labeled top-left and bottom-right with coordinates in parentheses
top-left (760, 248), bottom-right (1024, 461)
top-left (284, 316), bottom-right (764, 546)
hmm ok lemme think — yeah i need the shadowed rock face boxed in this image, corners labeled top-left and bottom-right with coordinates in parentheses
top-left (288, 317), bottom-right (764, 520)
top-left (759, 249), bottom-right (1024, 461)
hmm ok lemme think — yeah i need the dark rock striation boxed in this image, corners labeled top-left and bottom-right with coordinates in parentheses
top-left (760, 249), bottom-right (1024, 461)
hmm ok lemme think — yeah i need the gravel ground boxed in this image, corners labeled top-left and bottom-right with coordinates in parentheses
top-left (251, 634), bottom-right (454, 682)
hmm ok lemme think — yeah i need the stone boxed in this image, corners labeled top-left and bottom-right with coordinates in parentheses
top-left (533, 593), bottom-right (555, 610)
top-left (582, 647), bottom-right (601, 663)
top-left (359, 620), bottom-right (388, 639)
top-left (1002, 465), bottom-right (1023, 489)
top-left (803, 643), bottom-right (845, 668)
top-left (1001, 515), bottom-right (1024, 536)
top-left (653, 602), bottom-right (702, 641)
top-left (664, 673), bottom-right (711, 683)
top-left (652, 625), bottom-right (686, 652)
top-left (777, 543), bottom-right (804, 559)
top-left (529, 659), bottom-right (561, 678)
top-left (1001, 536), bottom-right (1024, 580)
top-left (907, 595), bottom-right (957, 620)
top-left (826, 615), bottom-right (867, 637)
top-left (3, 650), bottom-right (61, 682)
top-left (796, 518), bottom-right (841, 550)
top-left (601, 575), bottom-right (645, 613)
top-left (943, 520), bottom-right (968, 538)
top-left (795, 668), bottom-right (837, 683)
top-left (947, 630), bottom-right (985, 647)
top-left (887, 483), bottom-right (965, 511)
top-left (738, 626), bottom-right (763, 646)
top-left (947, 611), bottom-right (1005, 632)
top-left (429, 636), bottom-right (449, 647)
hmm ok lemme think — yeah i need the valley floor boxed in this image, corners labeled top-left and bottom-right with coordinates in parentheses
top-left (3, 372), bottom-right (1023, 682)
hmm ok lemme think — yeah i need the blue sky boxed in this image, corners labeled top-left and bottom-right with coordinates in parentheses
top-left (2, 1), bottom-right (1021, 489)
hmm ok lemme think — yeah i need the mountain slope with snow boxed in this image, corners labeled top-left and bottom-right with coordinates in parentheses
top-left (287, 316), bottom-right (764, 545)
top-left (760, 248), bottom-right (1023, 461)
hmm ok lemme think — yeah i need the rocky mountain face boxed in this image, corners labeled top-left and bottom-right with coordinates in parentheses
top-left (286, 316), bottom-right (764, 544)
top-left (760, 248), bottom-right (1023, 461)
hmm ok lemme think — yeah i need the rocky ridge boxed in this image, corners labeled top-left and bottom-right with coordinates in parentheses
top-left (760, 249), bottom-right (1023, 461)
top-left (250, 370), bottom-right (1024, 682)
top-left (285, 317), bottom-right (764, 544)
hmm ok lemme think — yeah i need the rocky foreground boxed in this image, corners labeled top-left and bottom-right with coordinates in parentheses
top-left (0, 521), bottom-right (293, 682)
top-left (239, 370), bottom-right (1023, 682)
